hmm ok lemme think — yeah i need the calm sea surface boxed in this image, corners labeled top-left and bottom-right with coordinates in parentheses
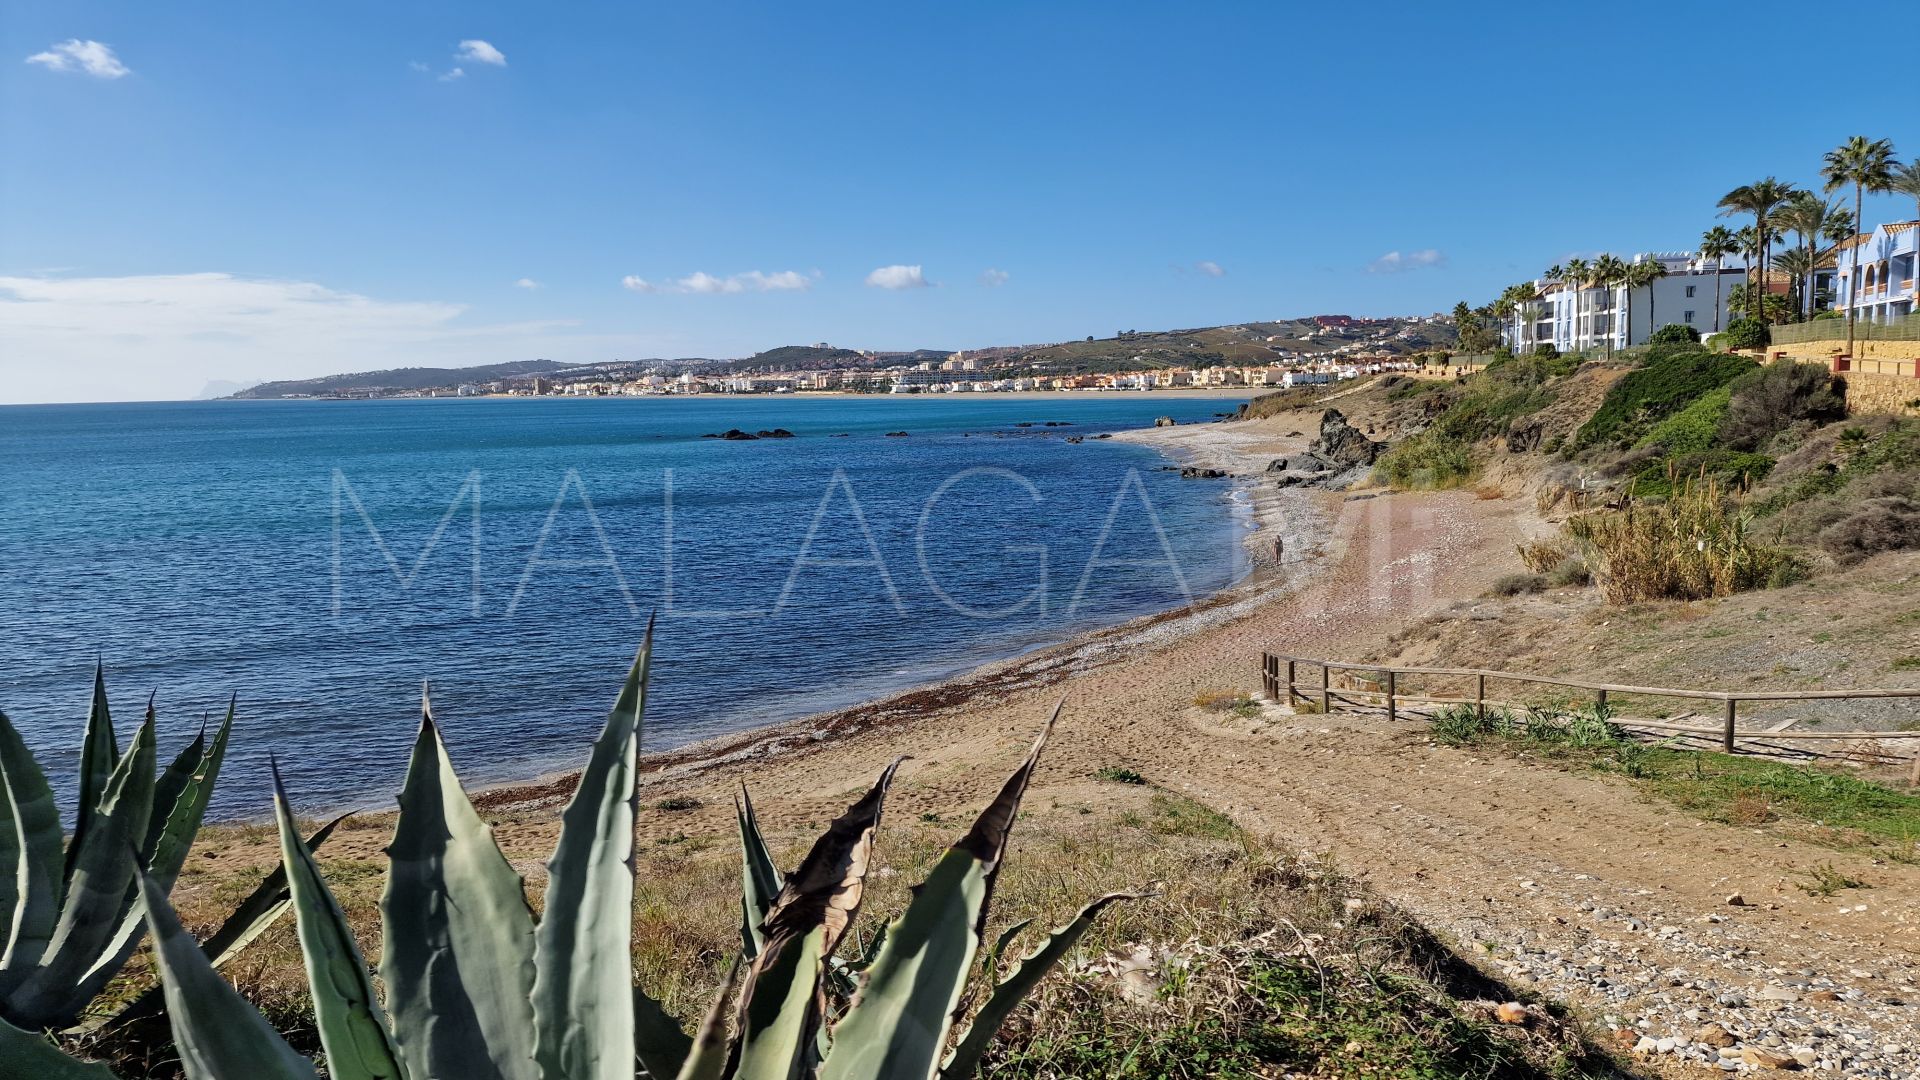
top-left (0, 395), bottom-right (1251, 817)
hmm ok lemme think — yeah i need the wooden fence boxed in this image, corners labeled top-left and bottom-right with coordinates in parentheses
top-left (1260, 652), bottom-right (1920, 778)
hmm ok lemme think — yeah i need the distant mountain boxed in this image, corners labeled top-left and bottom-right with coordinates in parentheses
top-left (230, 360), bottom-right (570, 399)
top-left (196, 378), bottom-right (261, 400)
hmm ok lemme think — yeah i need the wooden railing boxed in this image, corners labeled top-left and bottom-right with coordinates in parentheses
top-left (1260, 653), bottom-right (1920, 772)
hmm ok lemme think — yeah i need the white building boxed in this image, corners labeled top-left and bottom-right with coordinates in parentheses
top-left (1831, 222), bottom-right (1919, 326)
top-left (1507, 252), bottom-right (1745, 353)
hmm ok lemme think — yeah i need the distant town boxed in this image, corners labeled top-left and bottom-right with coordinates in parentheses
top-left (225, 313), bottom-right (1462, 400)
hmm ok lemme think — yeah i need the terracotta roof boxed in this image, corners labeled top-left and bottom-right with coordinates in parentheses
top-left (1886, 221), bottom-right (1920, 235)
top-left (1832, 233), bottom-right (1872, 251)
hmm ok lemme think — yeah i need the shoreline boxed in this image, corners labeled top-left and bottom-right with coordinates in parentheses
top-left (471, 416), bottom-right (1324, 811)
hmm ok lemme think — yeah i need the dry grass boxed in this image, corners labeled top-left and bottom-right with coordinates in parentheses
top-left (1565, 473), bottom-right (1804, 604)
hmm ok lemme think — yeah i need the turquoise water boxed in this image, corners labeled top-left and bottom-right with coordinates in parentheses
top-left (0, 394), bottom-right (1251, 816)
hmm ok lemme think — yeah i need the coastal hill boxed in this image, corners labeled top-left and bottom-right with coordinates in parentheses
top-left (222, 314), bottom-right (1455, 397)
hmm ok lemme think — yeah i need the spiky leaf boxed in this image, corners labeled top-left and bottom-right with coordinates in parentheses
top-left (274, 766), bottom-right (406, 1080)
top-left (818, 714), bottom-right (1055, 1080)
top-left (7, 715), bottom-right (156, 1026)
top-left (138, 870), bottom-right (317, 1080)
top-left (96, 812), bottom-right (352, 1036)
top-left (380, 696), bottom-right (538, 1080)
top-left (532, 631), bottom-right (654, 1080)
top-left (0, 711), bottom-right (63, 988)
top-left (65, 664), bottom-right (119, 884)
top-left (940, 893), bottom-right (1140, 1080)
top-left (0, 1017), bottom-right (115, 1078)
top-left (71, 705), bottom-right (235, 1012)
top-left (729, 760), bottom-right (900, 1080)
top-left (735, 787), bottom-right (782, 959)
top-left (634, 985), bottom-right (692, 1080)
top-left (673, 958), bottom-right (738, 1080)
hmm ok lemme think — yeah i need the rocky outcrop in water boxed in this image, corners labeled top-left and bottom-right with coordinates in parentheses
top-left (703, 428), bottom-right (759, 441)
top-left (1154, 416), bottom-right (1177, 428)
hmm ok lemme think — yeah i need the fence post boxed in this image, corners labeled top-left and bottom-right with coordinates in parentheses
top-left (1286, 659), bottom-right (1297, 705)
top-left (1910, 751), bottom-right (1919, 789)
top-left (1595, 688), bottom-right (1608, 714)
top-left (1386, 669), bottom-right (1397, 723)
top-left (1475, 673), bottom-right (1486, 722)
top-left (1321, 664), bottom-right (1332, 714)
top-left (1723, 697), bottom-right (1737, 753)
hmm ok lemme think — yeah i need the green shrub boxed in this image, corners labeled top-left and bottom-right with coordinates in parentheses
top-left (1719, 317), bottom-right (1770, 351)
top-left (1648, 324), bottom-right (1701, 345)
top-left (1565, 473), bottom-right (1805, 603)
top-left (1630, 450), bottom-right (1774, 498)
top-left (1374, 431), bottom-right (1475, 488)
top-left (1487, 573), bottom-right (1547, 597)
top-left (1637, 386), bottom-right (1732, 455)
top-left (1572, 345), bottom-right (1756, 451)
top-left (1720, 361), bottom-right (1845, 451)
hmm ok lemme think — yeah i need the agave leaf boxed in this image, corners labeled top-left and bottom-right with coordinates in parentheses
top-left (532, 630), bottom-right (654, 1080)
top-left (634, 984), bottom-right (693, 1080)
top-left (672, 957), bottom-right (739, 1080)
top-left (65, 664), bottom-right (119, 885)
top-left (729, 760), bottom-right (900, 1080)
top-left (981, 917), bottom-right (1032, 981)
top-left (0, 711), bottom-right (63, 986)
top-left (818, 711), bottom-right (1057, 1080)
top-left (940, 892), bottom-right (1141, 1080)
top-left (69, 704), bottom-right (235, 1012)
top-left (0, 1016), bottom-right (116, 1078)
top-left (380, 693), bottom-right (538, 1080)
top-left (270, 765), bottom-right (406, 1080)
top-left (94, 812), bottom-right (352, 1036)
top-left (7, 714), bottom-right (156, 1026)
top-left (137, 870), bottom-right (317, 1080)
top-left (735, 787), bottom-right (782, 959)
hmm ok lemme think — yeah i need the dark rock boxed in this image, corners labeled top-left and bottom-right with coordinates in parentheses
top-left (1286, 430), bottom-right (1304, 437)
top-left (1065, 435), bottom-right (1084, 444)
top-left (1044, 420), bottom-right (1072, 426)
top-left (1265, 457), bottom-right (1291, 473)
top-left (1015, 422), bottom-right (1035, 428)
top-left (1092, 433), bottom-right (1112, 439)
top-left (756, 428), bottom-right (796, 439)
top-left (830, 433), bottom-right (850, 437)
top-left (1306, 409), bottom-right (1384, 468)
top-left (708, 428), bottom-right (759, 441)
top-left (1505, 422), bottom-right (1543, 453)
top-left (1154, 416), bottom-right (1177, 428)
top-left (1180, 467), bottom-right (1228, 479)
top-left (884, 431), bottom-right (909, 437)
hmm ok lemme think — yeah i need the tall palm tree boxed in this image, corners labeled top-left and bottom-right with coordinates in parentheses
top-left (1592, 254), bottom-right (1626, 356)
top-left (1563, 257), bottom-right (1591, 352)
top-left (1779, 193), bottom-right (1843, 319)
top-left (1627, 259), bottom-right (1669, 336)
top-left (1717, 177), bottom-right (1797, 324)
top-left (1700, 226), bottom-right (1736, 333)
top-left (1890, 160), bottom-right (1920, 221)
top-left (1518, 300), bottom-right (1545, 354)
top-left (1774, 248), bottom-right (1816, 318)
top-left (1542, 265), bottom-right (1566, 352)
top-left (1822, 135), bottom-right (1897, 355)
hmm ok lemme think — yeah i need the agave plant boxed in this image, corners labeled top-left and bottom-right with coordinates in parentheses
top-left (0, 666), bottom-right (234, 1036)
top-left (135, 628), bottom-right (1132, 1080)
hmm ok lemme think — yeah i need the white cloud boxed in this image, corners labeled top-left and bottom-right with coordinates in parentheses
top-left (515, 277), bottom-right (541, 290)
top-left (866, 264), bottom-right (930, 290)
top-left (25, 40), bottom-right (130, 79)
top-left (438, 66), bottom-right (466, 82)
top-left (1194, 260), bottom-right (1225, 278)
top-left (0, 273), bottom-right (581, 404)
top-left (979, 268), bottom-right (1009, 287)
top-left (625, 270), bottom-right (812, 295)
top-left (1367, 249), bottom-right (1447, 273)
top-left (455, 40), bottom-right (507, 66)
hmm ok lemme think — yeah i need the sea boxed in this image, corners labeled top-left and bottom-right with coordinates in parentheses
top-left (0, 394), bottom-right (1254, 817)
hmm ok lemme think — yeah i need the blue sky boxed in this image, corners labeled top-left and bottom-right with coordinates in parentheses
top-left (4, 1), bottom-right (1919, 403)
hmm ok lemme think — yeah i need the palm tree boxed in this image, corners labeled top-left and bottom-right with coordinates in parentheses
top-left (1822, 135), bottom-right (1897, 355)
top-left (1774, 248), bottom-right (1816, 318)
top-left (1627, 259), bottom-right (1669, 337)
top-left (1563, 257), bottom-right (1591, 352)
top-left (1542, 265), bottom-right (1566, 352)
top-left (1592, 254), bottom-right (1627, 355)
top-left (1890, 160), bottom-right (1920, 220)
top-left (1518, 300), bottom-right (1545, 354)
top-left (1700, 226), bottom-right (1735, 333)
top-left (1779, 193), bottom-right (1843, 319)
top-left (1717, 177), bottom-right (1797, 324)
